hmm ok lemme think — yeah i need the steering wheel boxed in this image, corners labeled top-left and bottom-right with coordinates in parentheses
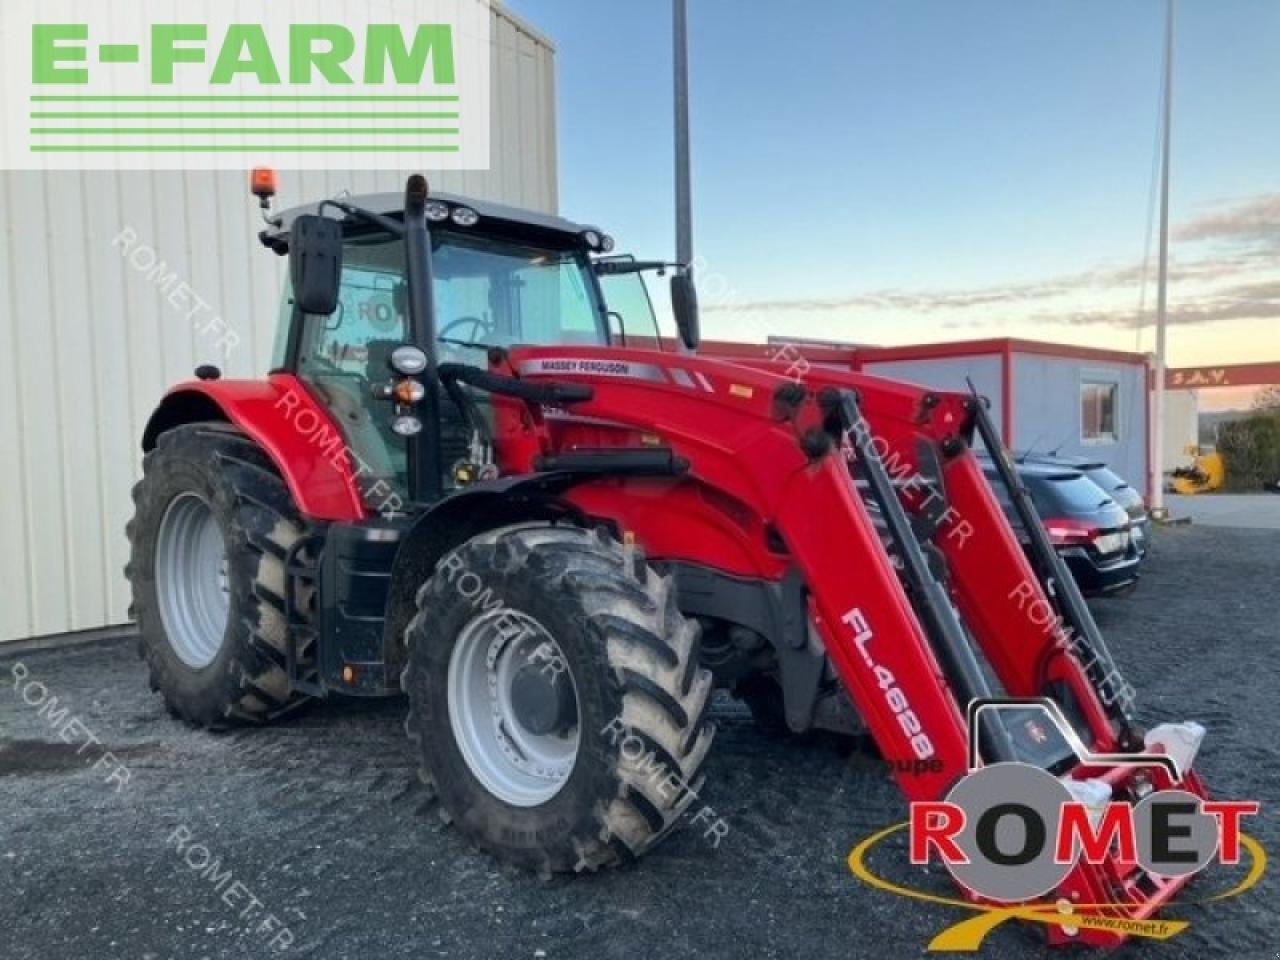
top-left (438, 315), bottom-right (497, 346)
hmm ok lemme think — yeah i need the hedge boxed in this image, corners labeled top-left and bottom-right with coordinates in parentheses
top-left (1216, 411), bottom-right (1280, 491)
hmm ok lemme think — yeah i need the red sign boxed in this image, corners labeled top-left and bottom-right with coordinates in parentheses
top-left (1166, 362), bottom-right (1280, 390)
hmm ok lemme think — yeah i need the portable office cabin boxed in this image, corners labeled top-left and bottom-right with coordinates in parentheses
top-left (852, 338), bottom-right (1153, 499)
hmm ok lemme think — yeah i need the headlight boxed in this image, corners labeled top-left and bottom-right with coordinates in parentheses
top-left (582, 230), bottom-right (602, 250)
top-left (450, 206), bottom-right (479, 227)
top-left (600, 234), bottom-right (615, 252)
top-left (424, 200), bottom-right (450, 222)
top-left (391, 415), bottom-right (423, 437)
top-left (389, 345), bottom-right (428, 376)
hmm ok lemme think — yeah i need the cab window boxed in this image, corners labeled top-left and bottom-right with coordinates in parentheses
top-left (593, 256), bottom-right (661, 345)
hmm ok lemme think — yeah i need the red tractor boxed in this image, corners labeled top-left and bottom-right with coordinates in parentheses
top-left (127, 173), bottom-right (1205, 944)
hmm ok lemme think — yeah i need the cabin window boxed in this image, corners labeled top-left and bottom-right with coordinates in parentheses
top-left (1080, 378), bottom-right (1119, 443)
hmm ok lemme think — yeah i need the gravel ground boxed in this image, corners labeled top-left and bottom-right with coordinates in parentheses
top-left (1, 524), bottom-right (1276, 960)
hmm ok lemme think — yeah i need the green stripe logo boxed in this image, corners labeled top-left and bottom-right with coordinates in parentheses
top-left (5, 1), bottom-right (490, 170)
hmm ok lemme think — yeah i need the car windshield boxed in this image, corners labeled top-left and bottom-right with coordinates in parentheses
top-left (1035, 473), bottom-right (1116, 516)
top-left (1084, 466), bottom-right (1125, 492)
top-left (1083, 466), bottom-right (1145, 510)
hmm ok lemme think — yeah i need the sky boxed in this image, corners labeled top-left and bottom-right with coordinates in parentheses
top-left (505, 0), bottom-right (1279, 378)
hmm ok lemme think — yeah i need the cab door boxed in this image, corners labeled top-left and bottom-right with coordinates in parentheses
top-left (281, 230), bottom-right (411, 501)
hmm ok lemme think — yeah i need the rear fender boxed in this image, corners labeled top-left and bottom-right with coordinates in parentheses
top-left (142, 373), bottom-right (366, 521)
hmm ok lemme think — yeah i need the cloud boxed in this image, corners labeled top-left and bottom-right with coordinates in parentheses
top-left (702, 193), bottom-right (1278, 334)
top-left (1174, 194), bottom-right (1280, 245)
top-left (703, 274), bottom-right (1078, 316)
top-left (939, 277), bottom-right (1280, 331)
top-left (703, 257), bottom-right (1254, 317)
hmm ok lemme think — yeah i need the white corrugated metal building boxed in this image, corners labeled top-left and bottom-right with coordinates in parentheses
top-left (0, 3), bottom-right (556, 644)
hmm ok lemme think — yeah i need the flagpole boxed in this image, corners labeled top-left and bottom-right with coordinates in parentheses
top-left (1150, 0), bottom-right (1174, 518)
top-left (673, 0), bottom-right (694, 354)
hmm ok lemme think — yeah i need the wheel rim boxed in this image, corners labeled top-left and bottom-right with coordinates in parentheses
top-left (155, 492), bottom-right (230, 669)
top-left (447, 609), bottom-right (581, 807)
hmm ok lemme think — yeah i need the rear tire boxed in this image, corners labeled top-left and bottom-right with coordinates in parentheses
top-left (126, 423), bottom-right (315, 728)
top-left (403, 524), bottom-right (715, 873)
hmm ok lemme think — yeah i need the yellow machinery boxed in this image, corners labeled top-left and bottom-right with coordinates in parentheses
top-left (1168, 444), bottom-right (1225, 494)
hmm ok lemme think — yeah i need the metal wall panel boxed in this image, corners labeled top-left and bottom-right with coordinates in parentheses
top-left (0, 4), bottom-right (556, 642)
top-left (1010, 353), bottom-right (1149, 496)
top-left (860, 356), bottom-right (1005, 436)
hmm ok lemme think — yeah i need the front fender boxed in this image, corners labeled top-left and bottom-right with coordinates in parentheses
top-left (379, 476), bottom-right (584, 678)
top-left (142, 373), bottom-right (366, 522)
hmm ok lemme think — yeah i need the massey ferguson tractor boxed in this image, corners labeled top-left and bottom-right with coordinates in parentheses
top-left (127, 172), bottom-right (1207, 946)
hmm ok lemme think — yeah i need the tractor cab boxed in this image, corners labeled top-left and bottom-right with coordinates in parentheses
top-left (258, 174), bottom-right (673, 506)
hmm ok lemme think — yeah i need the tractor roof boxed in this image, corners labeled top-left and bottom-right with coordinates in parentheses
top-left (263, 191), bottom-right (601, 246)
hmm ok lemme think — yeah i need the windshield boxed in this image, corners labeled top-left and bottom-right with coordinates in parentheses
top-left (1083, 466), bottom-right (1124, 492)
top-left (274, 231), bottom-right (609, 366)
top-left (432, 229), bottom-right (608, 350)
top-left (302, 227), bottom-right (609, 356)
top-left (1085, 466), bottom-right (1144, 513)
top-left (1034, 474), bottom-right (1117, 517)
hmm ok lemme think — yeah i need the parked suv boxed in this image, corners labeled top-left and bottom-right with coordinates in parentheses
top-left (1018, 453), bottom-right (1150, 556)
top-left (983, 461), bottom-right (1142, 596)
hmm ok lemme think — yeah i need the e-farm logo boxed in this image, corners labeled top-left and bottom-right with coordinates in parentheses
top-left (0, 0), bottom-right (491, 170)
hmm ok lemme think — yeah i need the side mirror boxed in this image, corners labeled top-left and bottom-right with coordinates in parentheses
top-left (670, 271), bottom-right (700, 351)
top-left (290, 215), bottom-right (343, 315)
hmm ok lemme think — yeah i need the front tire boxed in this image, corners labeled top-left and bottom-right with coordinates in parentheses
top-left (403, 524), bottom-right (715, 873)
top-left (126, 424), bottom-right (315, 728)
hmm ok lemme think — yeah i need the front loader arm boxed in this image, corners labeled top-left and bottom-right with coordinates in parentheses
top-left (772, 453), bottom-right (971, 796)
